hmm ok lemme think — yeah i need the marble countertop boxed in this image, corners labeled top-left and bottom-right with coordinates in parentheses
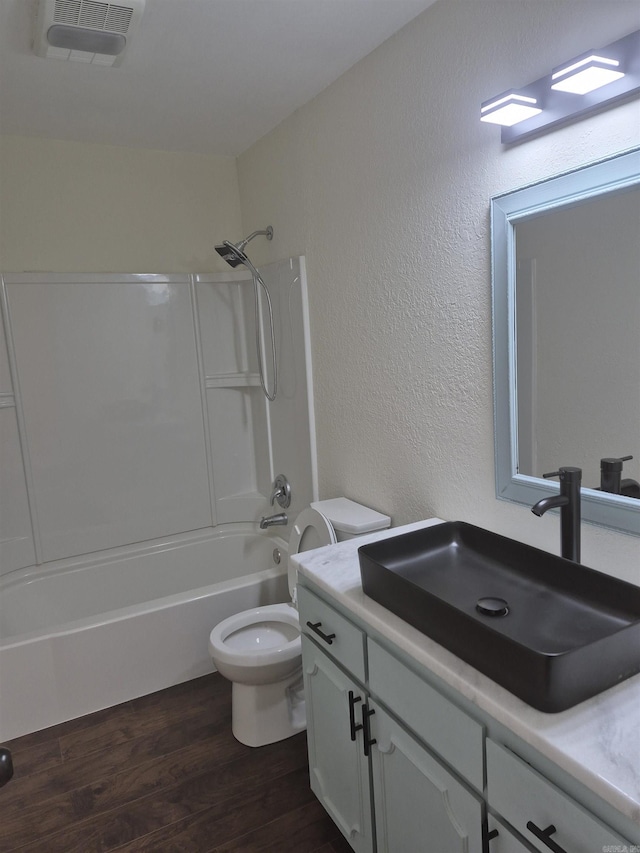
top-left (292, 518), bottom-right (640, 826)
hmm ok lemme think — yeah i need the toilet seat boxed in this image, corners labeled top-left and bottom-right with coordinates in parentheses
top-left (289, 507), bottom-right (336, 557)
top-left (288, 507), bottom-right (336, 599)
top-left (209, 603), bottom-right (300, 669)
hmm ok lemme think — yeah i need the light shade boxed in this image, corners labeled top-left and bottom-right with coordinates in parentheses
top-left (480, 93), bottom-right (542, 127)
top-left (551, 54), bottom-right (624, 95)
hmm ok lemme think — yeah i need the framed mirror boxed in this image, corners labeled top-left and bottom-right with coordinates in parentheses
top-left (491, 147), bottom-right (640, 536)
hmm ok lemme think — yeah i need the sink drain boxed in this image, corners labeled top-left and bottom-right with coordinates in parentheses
top-left (476, 597), bottom-right (509, 617)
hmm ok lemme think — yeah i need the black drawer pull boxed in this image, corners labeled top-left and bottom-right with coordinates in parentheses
top-left (306, 621), bottom-right (336, 645)
top-left (487, 829), bottom-right (499, 842)
top-left (362, 705), bottom-right (377, 756)
top-left (348, 691), bottom-right (363, 741)
top-left (526, 822), bottom-right (567, 853)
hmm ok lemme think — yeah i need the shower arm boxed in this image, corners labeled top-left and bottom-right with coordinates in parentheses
top-left (237, 226), bottom-right (273, 252)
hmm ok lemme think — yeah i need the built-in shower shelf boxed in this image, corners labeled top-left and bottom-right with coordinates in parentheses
top-left (205, 373), bottom-right (261, 389)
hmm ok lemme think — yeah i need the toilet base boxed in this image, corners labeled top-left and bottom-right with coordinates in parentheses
top-left (231, 668), bottom-right (306, 747)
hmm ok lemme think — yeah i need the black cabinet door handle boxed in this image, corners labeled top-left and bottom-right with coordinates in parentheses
top-left (362, 705), bottom-right (377, 756)
top-left (487, 829), bottom-right (499, 842)
top-left (306, 621), bottom-right (336, 645)
top-left (526, 822), bottom-right (567, 853)
top-left (348, 691), bottom-right (363, 741)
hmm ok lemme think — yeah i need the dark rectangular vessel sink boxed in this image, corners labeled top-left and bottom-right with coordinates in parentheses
top-left (358, 521), bottom-right (640, 712)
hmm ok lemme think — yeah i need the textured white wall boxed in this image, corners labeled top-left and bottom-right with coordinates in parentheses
top-left (0, 136), bottom-right (242, 273)
top-left (237, 0), bottom-right (640, 580)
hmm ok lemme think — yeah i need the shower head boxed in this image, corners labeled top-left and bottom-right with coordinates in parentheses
top-left (215, 241), bottom-right (249, 268)
top-left (215, 226), bottom-right (273, 269)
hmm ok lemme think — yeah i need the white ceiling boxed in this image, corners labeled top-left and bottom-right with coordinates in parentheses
top-left (0, 0), bottom-right (436, 156)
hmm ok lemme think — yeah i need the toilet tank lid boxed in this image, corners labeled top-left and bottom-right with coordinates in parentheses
top-left (310, 498), bottom-right (390, 534)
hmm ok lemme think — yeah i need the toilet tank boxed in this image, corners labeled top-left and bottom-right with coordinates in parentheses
top-left (311, 498), bottom-right (390, 541)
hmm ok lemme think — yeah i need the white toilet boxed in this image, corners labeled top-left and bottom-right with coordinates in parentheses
top-left (208, 498), bottom-right (390, 747)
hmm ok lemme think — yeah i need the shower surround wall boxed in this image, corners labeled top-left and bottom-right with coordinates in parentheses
top-left (0, 261), bottom-right (315, 579)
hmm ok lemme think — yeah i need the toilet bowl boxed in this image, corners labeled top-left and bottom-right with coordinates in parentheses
top-left (208, 497), bottom-right (390, 747)
top-left (209, 604), bottom-right (301, 686)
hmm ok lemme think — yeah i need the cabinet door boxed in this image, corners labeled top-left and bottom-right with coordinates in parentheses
top-left (302, 635), bottom-right (373, 853)
top-left (370, 702), bottom-right (484, 853)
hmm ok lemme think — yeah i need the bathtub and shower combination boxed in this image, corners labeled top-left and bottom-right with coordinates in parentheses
top-left (0, 527), bottom-right (289, 741)
top-left (0, 246), bottom-right (316, 743)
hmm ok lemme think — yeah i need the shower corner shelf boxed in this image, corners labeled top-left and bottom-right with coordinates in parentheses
top-left (205, 373), bottom-right (261, 389)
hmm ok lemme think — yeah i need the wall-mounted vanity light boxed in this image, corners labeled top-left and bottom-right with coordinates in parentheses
top-left (480, 93), bottom-right (542, 126)
top-left (482, 28), bottom-right (640, 144)
top-left (551, 53), bottom-right (624, 95)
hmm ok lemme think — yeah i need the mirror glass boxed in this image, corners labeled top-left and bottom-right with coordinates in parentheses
top-left (492, 148), bottom-right (640, 535)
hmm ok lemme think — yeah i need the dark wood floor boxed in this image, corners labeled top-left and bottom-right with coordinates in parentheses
top-left (0, 673), bottom-right (353, 852)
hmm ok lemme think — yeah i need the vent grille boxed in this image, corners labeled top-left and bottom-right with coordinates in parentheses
top-left (53, 0), bottom-right (134, 34)
top-left (105, 5), bottom-right (133, 33)
top-left (53, 0), bottom-right (81, 24)
top-left (79, 2), bottom-right (108, 29)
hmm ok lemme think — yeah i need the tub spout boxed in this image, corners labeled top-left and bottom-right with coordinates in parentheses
top-left (260, 512), bottom-right (288, 529)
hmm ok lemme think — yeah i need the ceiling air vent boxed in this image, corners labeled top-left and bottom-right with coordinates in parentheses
top-left (34, 0), bottom-right (145, 66)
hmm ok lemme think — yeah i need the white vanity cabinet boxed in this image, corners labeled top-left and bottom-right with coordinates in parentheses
top-left (299, 585), bottom-right (484, 853)
top-left (294, 518), bottom-right (639, 853)
top-left (299, 577), bottom-right (638, 853)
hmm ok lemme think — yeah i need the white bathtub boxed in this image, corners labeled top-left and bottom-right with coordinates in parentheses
top-left (0, 526), bottom-right (288, 741)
